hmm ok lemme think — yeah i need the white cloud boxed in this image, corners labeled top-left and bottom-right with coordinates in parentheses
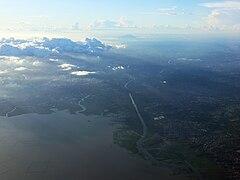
top-left (177, 57), bottom-right (201, 61)
top-left (201, 1), bottom-right (240, 9)
top-left (158, 6), bottom-right (177, 15)
top-left (58, 63), bottom-right (78, 71)
top-left (115, 44), bottom-right (126, 49)
top-left (119, 17), bottom-right (134, 27)
top-left (153, 24), bottom-right (195, 31)
top-left (207, 9), bottom-right (240, 25)
top-left (32, 61), bottom-right (41, 66)
top-left (144, 6), bottom-right (185, 16)
top-left (0, 70), bottom-right (8, 74)
top-left (72, 22), bottom-right (80, 30)
top-left (0, 37), bottom-right (112, 58)
top-left (49, 58), bottom-right (59, 62)
top-left (71, 71), bottom-right (96, 76)
top-left (91, 20), bottom-right (119, 29)
top-left (158, 6), bottom-right (177, 11)
top-left (15, 67), bottom-right (27, 71)
top-left (207, 10), bottom-right (221, 25)
top-left (158, 12), bottom-right (177, 15)
top-left (90, 17), bottom-right (135, 29)
top-left (201, 1), bottom-right (240, 28)
top-left (112, 66), bottom-right (124, 71)
top-left (0, 56), bottom-right (25, 64)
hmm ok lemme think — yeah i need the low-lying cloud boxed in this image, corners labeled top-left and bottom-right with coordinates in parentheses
top-left (0, 37), bottom-right (112, 58)
top-left (58, 63), bottom-right (78, 71)
top-left (15, 67), bottom-right (28, 71)
top-left (71, 71), bottom-right (96, 76)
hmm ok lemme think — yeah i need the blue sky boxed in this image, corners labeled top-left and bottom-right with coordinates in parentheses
top-left (0, 0), bottom-right (239, 38)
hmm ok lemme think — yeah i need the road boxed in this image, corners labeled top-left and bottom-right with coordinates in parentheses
top-left (125, 77), bottom-right (203, 178)
top-left (124, 77), bottom-right (158, 164)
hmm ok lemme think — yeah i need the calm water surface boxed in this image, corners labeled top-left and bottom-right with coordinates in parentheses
top-left (0, 111), bottom-right (187, 180)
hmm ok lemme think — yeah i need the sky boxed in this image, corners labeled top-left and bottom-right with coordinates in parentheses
top-left (0, 0), bottom-right (240, 39)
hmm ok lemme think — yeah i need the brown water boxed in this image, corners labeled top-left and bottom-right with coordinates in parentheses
top-left (0, 111), bottom-right (187, 180)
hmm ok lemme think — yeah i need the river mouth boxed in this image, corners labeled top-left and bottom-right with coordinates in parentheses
top-left (0, 111), bottom-right (188, 180)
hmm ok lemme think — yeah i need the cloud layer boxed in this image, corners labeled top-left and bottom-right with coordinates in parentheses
top-left (0, 37), bottom-right (112, 58)
top-left (90, 17), bottom-right (135, 29)
top-left (201, 1), bottom-right (240, 28)
top-left (201, 1), bottom-right (240, 9)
